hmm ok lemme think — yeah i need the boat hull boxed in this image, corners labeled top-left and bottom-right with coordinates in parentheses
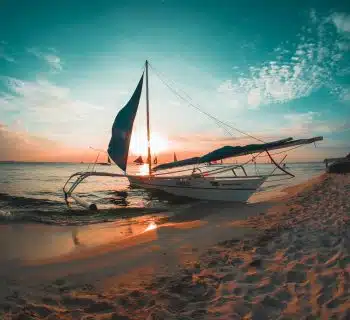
top-left (128, 176), bottom-right (265, 202)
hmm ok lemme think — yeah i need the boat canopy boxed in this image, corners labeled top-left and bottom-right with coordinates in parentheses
top-left (154, 156), bottom-right (200, 171)
top-left (107, 73), bottom-right (144, 172)
top-left (153, 136), bottom-right (323, 171)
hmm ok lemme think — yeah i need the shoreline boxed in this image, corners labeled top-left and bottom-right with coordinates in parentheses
top-left (1, 173), bottom-right (349, 319)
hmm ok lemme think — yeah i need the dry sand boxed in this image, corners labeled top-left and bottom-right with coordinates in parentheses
top-left (1, 173), bottom-right (349, 319)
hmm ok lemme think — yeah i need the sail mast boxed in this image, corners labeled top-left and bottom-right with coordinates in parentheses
top-left (145, 60), bottom-right (152, 175)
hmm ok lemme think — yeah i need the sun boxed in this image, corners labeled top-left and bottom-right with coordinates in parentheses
top-left (129, 130), bottom-right (169, 156)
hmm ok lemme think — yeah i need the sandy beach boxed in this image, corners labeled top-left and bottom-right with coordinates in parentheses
top-left (1, 173), bottom-right (349, 319)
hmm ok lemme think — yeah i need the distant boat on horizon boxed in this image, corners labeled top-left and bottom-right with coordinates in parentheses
top-left (98, 155), bottom-right (112, 166)
top-left (133, 156), bottom-right (144, 165)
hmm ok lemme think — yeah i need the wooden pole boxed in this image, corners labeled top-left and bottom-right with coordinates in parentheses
top-left (145, 60), bottom-right (152, 175)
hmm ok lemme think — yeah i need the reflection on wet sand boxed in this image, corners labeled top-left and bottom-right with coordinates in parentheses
top-left (0, 197), bottom-right (271, 320)
top-left (0, 224), bottom-right (77, 261)
top-left (0, 216), bottom-right (163, 265)
top-left (70, 221), bottom-right (157, 249)
top-left (72, 228), bottom-right (81, 246)
top-left (1, 198), bottom-right (268, 270)
top-left (20, 201), bottom-right (263, 287)
top-left (144, 221), bottom-right (157, 232)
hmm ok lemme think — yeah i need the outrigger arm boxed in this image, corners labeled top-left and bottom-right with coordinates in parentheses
top-left (63, 171), bottom-right (127, 210)
top-left (265, 150), bottom-right (295, 177)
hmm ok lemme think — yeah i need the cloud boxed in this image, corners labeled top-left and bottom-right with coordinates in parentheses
top-left (0, 123), bottom-right (59, 161)
top-left (334, 119), bottom-right (350, 133)
top-left (281, 111), bottom-right (349, 136)
top-left (284, 111), bottom-right (319, 123)
top-left (0, 75), bottom-right (106, 147)
top-left (283, 111), bottom-right (326, 134)
top-left (331, 13), bottom-right (350, 34)
top-left (338, 87), bottom-right (350, 101)
top-left (0, 123), bottom-right (98, 162)
top-left (0, 41), bottom-right (15, 63)
top-left (27, 47), bottom-right (63, 72)
top-left (218, 10), bottom-right (350, 109)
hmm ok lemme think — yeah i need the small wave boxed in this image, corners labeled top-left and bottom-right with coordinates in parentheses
top-left (0, 192), bottom-right (62, 209)
top-left (0, 209), bottom-right (13, 218)
top-left (0, 207), bottom-right (168, 226)
top-left (0, 210), bottom-right (119, 226)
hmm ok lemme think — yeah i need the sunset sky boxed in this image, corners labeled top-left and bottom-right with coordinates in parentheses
top-left (0, 0), bottom-right (349, 163)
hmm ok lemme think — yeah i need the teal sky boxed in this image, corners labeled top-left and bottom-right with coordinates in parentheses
top-left (0, 0), bottom-right (349, 161)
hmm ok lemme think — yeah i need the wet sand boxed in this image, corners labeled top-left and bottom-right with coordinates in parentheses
top-left (1, 173), bottom-right (349, 319)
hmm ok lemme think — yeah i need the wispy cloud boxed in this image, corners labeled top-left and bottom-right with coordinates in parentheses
top-left (0, 41), bottom-right (15, 63)
top-left (284, 111), bottom-right (320, 123)
top-left (218, 10), bottom-right (350, 109)
top-left (331, 13), bottom-right (350, 34)
top-left (0, 75), bottom-right (106, 147)
top-left (0, 122), bottom-right (97, 162)
top-left (283, 111), bottom-right (331, 135)
top-left (27, 47), bottom-right (63, 72)
top-left (0, 122), bottom-right (59, 161)
top-left (336, 86), bottom-right (350, 102)
top-left (281, 111), bottom-right (350, 137)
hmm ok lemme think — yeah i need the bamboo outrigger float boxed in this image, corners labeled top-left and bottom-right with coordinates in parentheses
top-left (63, 61), bottom-right (323, 210)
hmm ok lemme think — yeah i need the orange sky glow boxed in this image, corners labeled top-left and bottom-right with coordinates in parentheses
top-left (0, 122), bottom-right (338, 165)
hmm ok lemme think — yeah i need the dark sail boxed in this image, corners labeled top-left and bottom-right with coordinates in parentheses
top-left (108, 74), bottom-right (144, 172)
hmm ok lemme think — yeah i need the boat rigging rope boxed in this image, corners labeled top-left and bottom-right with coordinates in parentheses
top-left (148, 63), bottom-right (265, 143)
top-left (149, 65), bottom-right (233, 137)
top-left (257, 144), bottom-right (305, 158)
top-left (148, 64), bottom-right (322, 165)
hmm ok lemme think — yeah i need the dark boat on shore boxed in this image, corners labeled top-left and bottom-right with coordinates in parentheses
top-left (324, 153), bottom-right (350, 174)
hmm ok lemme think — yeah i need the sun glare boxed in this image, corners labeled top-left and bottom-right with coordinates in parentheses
top-left (138, 164), bottom-right (149, 176)
top-left (130, 131), bottom-right (169, 156)
top-left (144, 221), bottom-right (157, 232)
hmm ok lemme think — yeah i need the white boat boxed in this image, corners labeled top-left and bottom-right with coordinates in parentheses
top-left (128, 175), bottom-right (265, 202)
top-left (63, 60), bottom-right (323, 210)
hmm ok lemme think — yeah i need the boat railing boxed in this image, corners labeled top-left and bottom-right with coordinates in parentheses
top-left (231, 165), bottom-right (247, 176)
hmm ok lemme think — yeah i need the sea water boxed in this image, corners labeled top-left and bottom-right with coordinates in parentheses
top-left (0, 162), bottom-right (325, 226)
